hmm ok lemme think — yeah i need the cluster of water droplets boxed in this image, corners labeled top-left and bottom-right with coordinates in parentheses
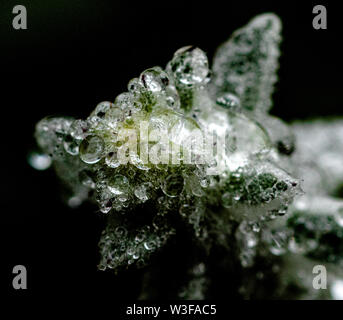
top-left (30, 13), bottom-right (343, 300)
top-left (98, 221), bottom-right (175, 271)
top-left (32, 41), bottom-right (303, 272)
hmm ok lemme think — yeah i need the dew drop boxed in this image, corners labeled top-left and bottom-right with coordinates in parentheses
top-left (28, 152), bottom-right (52, 171)
top-left (118, 193), bottom-right (129, 202)
top-left (130, 153), bottom-right (149, 170)
top-left (79, 170), bottom-right (96, 189)
top-left (144, 240), bottom-right (156, 251)
top-left (99, 202), bottom-right (112, 214)
top-left (115, 226), bottom-right (128, 238)
top-left (134, 182), bottom-right (153, 202)
top-left (68, 196), bottom-right (82, 208)
top-left (79, 135), bottom-right (105, 164)
top-left (108, 174), bottom-right (129, 195)
top-left (168, 46), bottom-right (209, 86)
top-left (200, 176), bottom-right (210, 188)
top-left (216, 93), bottom-right (241, 110)
top-left (105, 106), bottom-right (124, 126)
top-left (92, 101), bottom-right (113, 119)
top-left (63, 134), bottom-right (79, 155)
top-left (114, 92), bottom-right (132, 110)
top-left (69, 119), bottom-right (88, 140)
top-left (331, 279), bottom-right (343, 300)
top-left (135, 231), bottom-right (146, 243)
top-left (128, 77), bottom-right (143, 93)
top-left (161, 174), bottom-right (184, 197)
top-left (140, 67), bottom-right (169, 93)
top-left (105, 151), bottom-right (121, 168)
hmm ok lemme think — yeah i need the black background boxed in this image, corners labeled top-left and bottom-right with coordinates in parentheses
top-left (1, 0), bottom-right (341, 302)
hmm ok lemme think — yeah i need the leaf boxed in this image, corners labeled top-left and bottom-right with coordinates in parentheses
top-left (98, 217), bottom-right (175, 272)
top-left (210, 13), bottom-right (282, 113)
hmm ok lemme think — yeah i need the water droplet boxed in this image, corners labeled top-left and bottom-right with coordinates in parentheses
top-left (140, 67), bottom-right (169, 93)
top-left (108, 174), bottom-right (129, 195)
top-left (168, 46), bottom-right (209, 86)
top-left (161, 174), bottom-right (184, 197)
top-left (69, 119), bottom-right (88, 140)
top-left (144, 240), bottom-right (156, 251)
top-left (118, 193), bottom-right (129, 202)
top-left (105, 151), bottom-right (121, 168)
top-left (115, 226), bottom-right (128, 238)
top-left (28, 152), bottom-right (52, 170)
top-left (247, 235), bottom-right (257, 248)
top-left (79, 170), bottom-right (96, 189)
top-left (331, 279), bottom-right (343, 300)
top-left (200, 176), bottom-right (210, 188)
top-left (99, 201), bottom-right (112, 214)
top-left (134, 182), bottom-right (153, 202)
top-left (252, 223), bottom-right (260, 233)
top-left (79, 135), bottom-right (105, 164)
top-left (128, 77), bottom-right (143, 93)
top-left (105, 106), bottom-right (124, 126)
top-left (63, 134), bottom-right (79, 155)
top-left (90, 101), bottom-right (113, 119)
top-left (216, 93), bottom-right (241, 110)
top-left (165, 85), bottom-right (180, 109)
top-left (114, 92), bottom-right (132, 110)
top-left (127, 247), bottom-right (135, 256)
top-left (68, 196), bottom-right (82, 208)
top-left (135, 231), bottom-right (146, 243)
top-left (188, 174), bottom-right (204, 197)
top-left (130, 153), bottom-right (149, 170)
top-left (136, 258), bottom-right (146, 268)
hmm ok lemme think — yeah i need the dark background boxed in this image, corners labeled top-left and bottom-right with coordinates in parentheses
top-left (1, 0), bottom-right (341, 301)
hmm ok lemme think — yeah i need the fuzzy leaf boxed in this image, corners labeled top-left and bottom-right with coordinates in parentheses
top-left (210, 13), bottom-right (282, 113)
